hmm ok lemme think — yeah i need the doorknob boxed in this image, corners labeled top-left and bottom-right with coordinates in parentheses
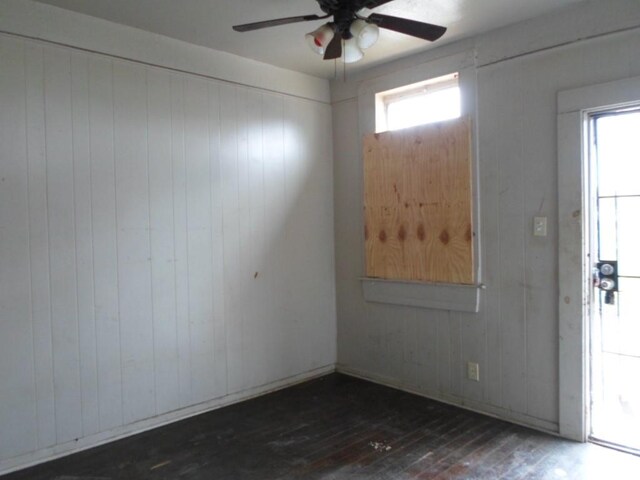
top-left (596, 261), bottom-right (618, 305)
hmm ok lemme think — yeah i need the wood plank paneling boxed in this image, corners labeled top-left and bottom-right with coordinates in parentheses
top-left (0, 34), bottom-right (334, 471)
top-left (291, 99), bottom-right (337, 371)
top-left (282, 98), bottom-right (305, 377)
top-left (332, 1), bottom-right (640, 444)
top-left (170, 74), bottom-right (193, 408)
top-left (243, 89), bottom-right (266, 389)
top-left (334, 10), bottom-right (640, 436)
top-left (493, 76), bottom-right (528, 414)
top-left (332, 99), bottom-right (368, 373)
top-left (184, 76), bottom-right (216, 404)
top-left (363, 118), bottom-right (474, 284)
top-left (261, 92), bottom-right (288, 385)
top-left (235, 85), bottom-right (252, 389)
top-left (25, 42), bottom-right (56, 450)
top-left (44, 45), bottom-right (83, 444)
top-left (519, 59), bottom-right (559, 422)
top-left (88, 55), bottom-right (123, 432)
top-left (476, 71), bottom-right (503, 409)
top-left (147, 68), bottom-right (181, 415)
top-left (219, 83), bottom-right (243, 395)
top-left (207, 82), bottom-right (228, 398)
top-left (113, 61), bottom-right (155, 425)
top-left (0, 36), bottom-right (37, 460)
top-left (70, 51), bottom-right (100, 438)
top-left (335, 58), bottom-right (547, 426)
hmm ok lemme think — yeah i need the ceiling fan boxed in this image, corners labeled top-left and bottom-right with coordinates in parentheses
top-left (232, 0), bottom-right (447, 63)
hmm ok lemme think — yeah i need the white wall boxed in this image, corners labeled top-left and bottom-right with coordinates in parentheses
top-left (0, 0), bottom-right (329, 103)
top-left (333, 0), bottom-right (640, 434)
top-left (0, 2), bottom-right (335, 474)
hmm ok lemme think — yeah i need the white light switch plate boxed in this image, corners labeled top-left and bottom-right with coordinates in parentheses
top-left (467, 362), bottom-right (480, 382)
top-left (533, 216), bottom-right (547, 237)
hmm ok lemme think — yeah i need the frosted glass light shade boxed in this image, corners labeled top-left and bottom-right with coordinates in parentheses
top-left (350, 19), bottom-right (379, 50)
top-left (343, 37), bottom-right (364, 63)
top-left (305, 24), bottom-right (335, 55)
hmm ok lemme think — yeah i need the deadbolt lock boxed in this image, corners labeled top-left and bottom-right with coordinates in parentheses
top-left (596, 261), bottom-right (618, 305)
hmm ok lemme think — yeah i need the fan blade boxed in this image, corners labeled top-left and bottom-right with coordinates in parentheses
top-left (233, 14), bottom-right (327, 32)
top-left (367, 13), bottom-right (446, 41)
top-left (324, 34), bottom-right (342, 60)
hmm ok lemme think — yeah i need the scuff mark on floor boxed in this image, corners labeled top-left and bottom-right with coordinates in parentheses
top-left (369, 441), bottom-right (392, 452)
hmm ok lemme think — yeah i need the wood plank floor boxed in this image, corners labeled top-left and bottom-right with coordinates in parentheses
top-left (3, 373), bottom-right (640, 479)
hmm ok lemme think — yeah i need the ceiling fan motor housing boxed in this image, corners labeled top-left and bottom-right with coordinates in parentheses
top-left (333, 9), bottom-right (357, 38)
top-left (317, 0), bottom-right (345, 15)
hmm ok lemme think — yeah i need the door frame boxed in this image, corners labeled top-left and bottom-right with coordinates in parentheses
top-left (557, 75), bottom-right (640, 442)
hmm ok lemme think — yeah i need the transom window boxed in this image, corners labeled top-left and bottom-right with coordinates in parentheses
top-left (375, 73), bottom-right (460, 132)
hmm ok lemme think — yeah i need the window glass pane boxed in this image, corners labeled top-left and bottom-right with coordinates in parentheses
top-left (386, 86), bottom-right (460, 131)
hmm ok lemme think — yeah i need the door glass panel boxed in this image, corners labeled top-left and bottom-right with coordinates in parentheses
top-left (615, 197), bottom-right (640, 277)
top-left (591, 108), bottom-right (640, 453)
top-left (598, 351), bottom-right (640, 451)
top-left (597, 197), bottom-right (617, 261)
top-left (601, 277), bottom-right (640, 358)
top-left (596, 112), bottom-right (640, 197)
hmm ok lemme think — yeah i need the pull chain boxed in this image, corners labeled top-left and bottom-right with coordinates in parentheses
top-left (342, 39), bottom-right (347, 82)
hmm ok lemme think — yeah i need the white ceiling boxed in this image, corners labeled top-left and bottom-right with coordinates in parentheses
top-left (34, 0), bottom-right (586, 78)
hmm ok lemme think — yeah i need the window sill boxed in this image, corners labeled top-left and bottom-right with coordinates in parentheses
top-left (360, 278), bottom-right (482, 313)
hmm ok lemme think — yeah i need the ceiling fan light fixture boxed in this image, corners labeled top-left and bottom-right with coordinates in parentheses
top-left (350, 19), bottom-right (379, 50)
top-left (305, 23), bottom-right (335, 55)
top-left (343, 36), bottom-right (364, 64)
top-left (233, 0), bottom-right (447, 66)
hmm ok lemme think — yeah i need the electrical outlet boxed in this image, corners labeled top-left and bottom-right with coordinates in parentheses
top-left (467, 362), bottom-right (480, 382)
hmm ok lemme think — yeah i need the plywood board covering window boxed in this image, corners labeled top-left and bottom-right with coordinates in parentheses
top-left (363, 117), bottom-right (474, 284)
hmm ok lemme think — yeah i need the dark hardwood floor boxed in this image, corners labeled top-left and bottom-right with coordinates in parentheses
top-left (3, 373), bottom-right (639, 479)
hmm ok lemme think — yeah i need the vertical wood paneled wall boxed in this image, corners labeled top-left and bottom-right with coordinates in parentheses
top-left (0, 34), bottom-right (335, 467)
top-left (333, 25), bottom-right (640, 432)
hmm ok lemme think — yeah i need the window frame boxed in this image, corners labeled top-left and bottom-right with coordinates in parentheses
top-left (356, 50), bottom-right (482, 312)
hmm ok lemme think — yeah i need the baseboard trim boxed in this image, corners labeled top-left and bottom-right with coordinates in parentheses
top-left (0, 364), bottom-right (336, 476)
top-left (336, 365), bottom-right (560, 437)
